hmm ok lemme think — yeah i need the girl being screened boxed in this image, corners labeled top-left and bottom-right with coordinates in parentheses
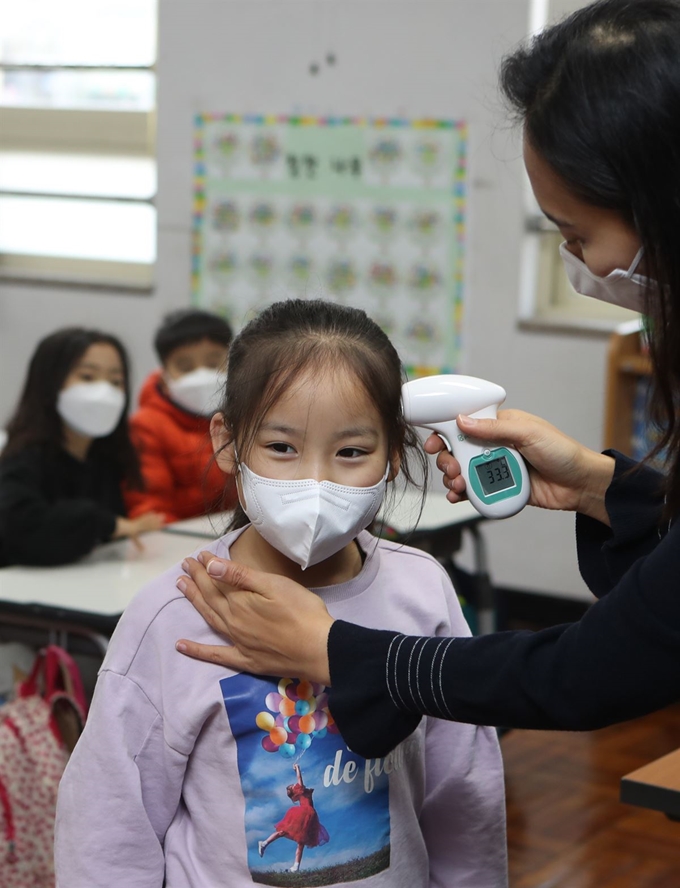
top-left (55, 300), bottom-right (507, 887)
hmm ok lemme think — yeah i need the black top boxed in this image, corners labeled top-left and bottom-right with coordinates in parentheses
top-left (0, 446), bottom-right (125, 567)
top-left (327, 452), bottom-right (677, 759)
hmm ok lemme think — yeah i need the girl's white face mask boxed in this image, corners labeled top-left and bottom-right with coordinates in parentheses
top-left (559, 242), bottom-right (651, 313)
top-left (166, 367), bottom-right (226, 417)
top-left (238, 462), bottom-right (389, 569)
top-left (57, 381), bottom-right (126, 438)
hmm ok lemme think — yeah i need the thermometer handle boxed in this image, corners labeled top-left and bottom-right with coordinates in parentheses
top-left (425, 406), bottom-right (531, 519)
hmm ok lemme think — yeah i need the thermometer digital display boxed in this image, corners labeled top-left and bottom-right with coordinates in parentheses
top-left (475, 456), bottom-right (516, 496)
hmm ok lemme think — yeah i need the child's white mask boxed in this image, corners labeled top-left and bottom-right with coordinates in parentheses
top-left (559, 242), bottom-right (650, 312)
top-left (57, 381), bottom-right (126, 438)
top-left (166, 367), bottom-right (226, 417)
top-left (238, 462), bottom-right (389, 569)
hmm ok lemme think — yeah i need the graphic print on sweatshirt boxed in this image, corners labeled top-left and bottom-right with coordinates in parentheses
top-left (220, 673), bottom-right (393, 885)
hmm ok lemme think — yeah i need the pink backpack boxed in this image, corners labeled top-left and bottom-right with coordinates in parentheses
top-left (0, 645), bottom-right (87, 888)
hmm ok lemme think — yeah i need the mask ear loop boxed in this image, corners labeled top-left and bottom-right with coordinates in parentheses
top-left (626, 246), bottom-right (645, 278)
top-left (231, 443), bottom-right (242, 475)
top-left (348, 462), bottom-right (391, 570)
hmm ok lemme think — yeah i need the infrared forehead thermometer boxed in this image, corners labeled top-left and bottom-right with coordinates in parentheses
top-left (401, 374), bottom-right (530, 519)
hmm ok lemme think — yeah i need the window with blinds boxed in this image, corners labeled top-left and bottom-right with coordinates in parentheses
top-left (0, 0), bottom-right (157, 289)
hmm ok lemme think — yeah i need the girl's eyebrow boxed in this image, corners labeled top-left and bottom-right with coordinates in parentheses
top-left (334, 426), bottom-right (380, 440)
top-left (259, 422), bottom-right (379, 440)
top-left (259, 422), bottom-right (300, 435)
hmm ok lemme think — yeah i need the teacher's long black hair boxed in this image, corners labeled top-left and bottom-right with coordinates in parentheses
top-left (501, 0), bottom-right (680, 516)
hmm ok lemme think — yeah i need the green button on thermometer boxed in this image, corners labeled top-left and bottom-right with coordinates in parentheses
top-left (401, 375), bottom-right (530, 519)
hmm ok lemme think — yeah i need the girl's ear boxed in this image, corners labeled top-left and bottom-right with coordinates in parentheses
top-left (388, 451), bottom-right (401, 483)
top-left (210, 413), bottom-right (237, 474)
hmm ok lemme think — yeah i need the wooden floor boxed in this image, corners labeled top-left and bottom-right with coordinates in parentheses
top-left (502, 705), bottom-right (680, 887)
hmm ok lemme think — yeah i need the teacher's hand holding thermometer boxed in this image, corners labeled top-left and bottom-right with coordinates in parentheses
top-left (403, 373), bottom-right (613, 524)
top-left (430, 405), bottom-right (614, 527)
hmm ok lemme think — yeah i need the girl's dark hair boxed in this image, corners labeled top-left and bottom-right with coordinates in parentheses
top-left (2, 327), bottom-right (142, 487)
top-left (500, 0), bottom-right (680, 516)
top-left (218, 298), bottom-right (428, 531)
top-left (154, 309), bottom-right (233, 364)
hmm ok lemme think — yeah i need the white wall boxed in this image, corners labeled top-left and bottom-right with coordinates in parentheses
top-left (550, 0), bottom-right (589, 19)
top-left (0, 0), bottom-right (607, 600)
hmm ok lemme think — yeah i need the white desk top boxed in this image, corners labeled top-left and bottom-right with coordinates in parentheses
top-left (0, 531), bottom-right (204, 618)
top-left (379, 489), bottom-right (480, 534)
top-left (164, 490), bottom-right (480, 540)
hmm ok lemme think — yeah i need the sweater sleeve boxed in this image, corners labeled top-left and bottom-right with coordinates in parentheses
top-left (576, 450), bottom-right (666, 596)
top-left (125, 415), bottom-right (180, 522)
top-left (55, 669), bottom-right (188, 888)
top-left (329, 511), bottom-right (680, 758)
top-left (0, 454), bottom-right (117, 566)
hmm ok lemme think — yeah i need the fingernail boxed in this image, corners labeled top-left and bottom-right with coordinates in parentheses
top-left (206, 559), bottom-right (226, 578)
top-left (459, 414), bottom-right (477, 426)
top-left (176, 641), bottom-right (187, 652)
top-left (181, 560), bottom-right (189, 572)
top-left (176, 577), bottom-right (187, 592)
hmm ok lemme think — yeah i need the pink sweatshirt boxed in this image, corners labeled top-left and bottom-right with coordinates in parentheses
top-left (55, 528), bottom-right (508, 887)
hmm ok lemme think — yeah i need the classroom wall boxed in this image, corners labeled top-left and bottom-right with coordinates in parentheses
top-left (0, 0), bottom-right (607, 601)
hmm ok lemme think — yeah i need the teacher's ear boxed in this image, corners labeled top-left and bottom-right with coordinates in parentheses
top-left (210, 412), bottom-right (237, 474)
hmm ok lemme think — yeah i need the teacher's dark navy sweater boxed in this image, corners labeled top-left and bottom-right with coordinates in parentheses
top-left (328, 452), bottom-right (678, 758)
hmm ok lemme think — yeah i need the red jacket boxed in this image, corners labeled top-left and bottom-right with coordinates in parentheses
top-left (125, 371), bottom-right (237, 522)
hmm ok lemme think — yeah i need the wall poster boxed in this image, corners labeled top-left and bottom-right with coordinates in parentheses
top-left (193, 114), bottom-right (467, 374)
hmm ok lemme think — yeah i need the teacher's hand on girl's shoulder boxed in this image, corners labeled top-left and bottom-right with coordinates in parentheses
top-left (426, 409), bottom-right (615, 523)
top-left (175, 554), bottom-right (334, 684)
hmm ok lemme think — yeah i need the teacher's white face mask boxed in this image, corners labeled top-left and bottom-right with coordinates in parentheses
top-left (559, 242), bottom-right (651, 313)
top-left (166, 367), bottom-right (226, 417)
top-left (57, 381), bottom-right (126, 438)
top-left (238, 462), bottom-right (388, 569)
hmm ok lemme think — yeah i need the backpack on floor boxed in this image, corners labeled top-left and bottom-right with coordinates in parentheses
top-left (0, 645), bottom-right (87, 888)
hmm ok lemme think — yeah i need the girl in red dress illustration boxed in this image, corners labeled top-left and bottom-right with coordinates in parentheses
top-left (258, 764), bottom-right (330, 873)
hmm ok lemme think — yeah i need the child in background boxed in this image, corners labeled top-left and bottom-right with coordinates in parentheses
top-left (0, 328), bottom-right (164, 567)
top-left (56, 300), bottom-right (507, 887)
top-left (125, 308), bottom-right (238, 523)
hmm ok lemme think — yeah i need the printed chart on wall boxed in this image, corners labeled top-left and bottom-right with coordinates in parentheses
top-left (193, 114), bottom-right (467, 374)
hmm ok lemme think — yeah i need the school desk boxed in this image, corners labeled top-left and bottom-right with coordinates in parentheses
top-left (0, 531), bottom-right (207, 654)
top-left (621, 749), bottom-right (680, 821)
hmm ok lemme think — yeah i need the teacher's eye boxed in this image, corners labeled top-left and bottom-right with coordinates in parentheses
top-left (269, 442), bottom-right (296, 455)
